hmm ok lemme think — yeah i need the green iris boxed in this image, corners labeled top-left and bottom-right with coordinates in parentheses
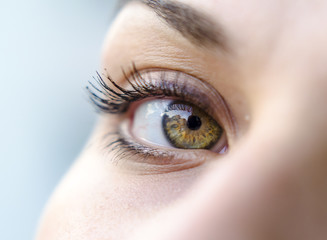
top-left (162, 101), bottom-right (222, 149)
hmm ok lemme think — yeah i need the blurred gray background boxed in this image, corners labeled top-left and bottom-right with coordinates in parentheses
top-left (0, 0), bottom-right (117, 239)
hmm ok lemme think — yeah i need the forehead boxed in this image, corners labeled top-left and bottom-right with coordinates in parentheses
top-left (123, 0), bottom-right (327, 65)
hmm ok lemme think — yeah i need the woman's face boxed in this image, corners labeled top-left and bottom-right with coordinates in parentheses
top-left (37, 0), bottom-right (327, 239)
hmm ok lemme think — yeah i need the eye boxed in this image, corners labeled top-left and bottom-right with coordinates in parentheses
top-left (87, 67), bottom-right (236, 163)
top-left (131, 99), bottom-right (227, 153)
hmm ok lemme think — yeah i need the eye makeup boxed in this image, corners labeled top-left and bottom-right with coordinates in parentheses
top-left (87, 64), bottom-right (236, 169)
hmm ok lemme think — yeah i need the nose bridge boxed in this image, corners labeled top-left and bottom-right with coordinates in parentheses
top-left (242, 75), bottom-right (327, 210)
top-left (253, 71), bottom-right (327, 162)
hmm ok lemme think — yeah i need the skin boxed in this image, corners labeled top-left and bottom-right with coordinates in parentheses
top-left (37, 0), bottom-right (327, 239)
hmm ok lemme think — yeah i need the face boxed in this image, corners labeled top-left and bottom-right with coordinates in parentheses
top-left (37, 0), bottom-right (327, 239)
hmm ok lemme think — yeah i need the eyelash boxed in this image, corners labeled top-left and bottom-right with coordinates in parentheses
top-left (86, 63), bottom-right (190, 115)
top-left (102, 131), bottom-right (179, 165)
top-left (86, 64), bottom-right (231, 165)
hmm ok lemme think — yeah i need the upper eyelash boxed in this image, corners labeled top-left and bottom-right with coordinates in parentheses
top-left (86, 63), bottom-right (187, 114)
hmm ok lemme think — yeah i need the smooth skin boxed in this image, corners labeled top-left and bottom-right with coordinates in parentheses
top-left (37, 0), bottom-right (327, 239)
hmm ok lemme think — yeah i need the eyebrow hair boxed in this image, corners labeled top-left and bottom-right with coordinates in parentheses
top-left (119, 0), bottom-right (228, 50)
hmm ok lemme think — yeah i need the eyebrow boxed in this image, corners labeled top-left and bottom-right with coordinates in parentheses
top-left (120, 0), bottom-right (228, 50)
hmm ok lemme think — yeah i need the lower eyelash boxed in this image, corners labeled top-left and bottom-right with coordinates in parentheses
top-left (101, 124), bottom-right (212, 172)
top-left (103, 130), bottom-right (174, 165)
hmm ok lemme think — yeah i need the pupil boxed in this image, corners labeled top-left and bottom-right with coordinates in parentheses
top-left (187, 115), bottom-right (202, 130)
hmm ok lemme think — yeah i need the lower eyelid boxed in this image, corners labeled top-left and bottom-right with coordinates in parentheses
top-left (101, 120), bottom-right (223, 174)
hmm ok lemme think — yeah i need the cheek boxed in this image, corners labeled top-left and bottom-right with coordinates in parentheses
top-left (36, 147), bottom-right (205, 240)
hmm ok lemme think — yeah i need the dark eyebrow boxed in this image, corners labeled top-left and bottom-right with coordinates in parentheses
top-left (119, 0), bottom-right (228, 50)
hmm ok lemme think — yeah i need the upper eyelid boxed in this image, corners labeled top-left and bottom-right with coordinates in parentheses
top-left (87, 67), bottom-right (207, 113)
top-left (134, 68), bottom-right (237, 135)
